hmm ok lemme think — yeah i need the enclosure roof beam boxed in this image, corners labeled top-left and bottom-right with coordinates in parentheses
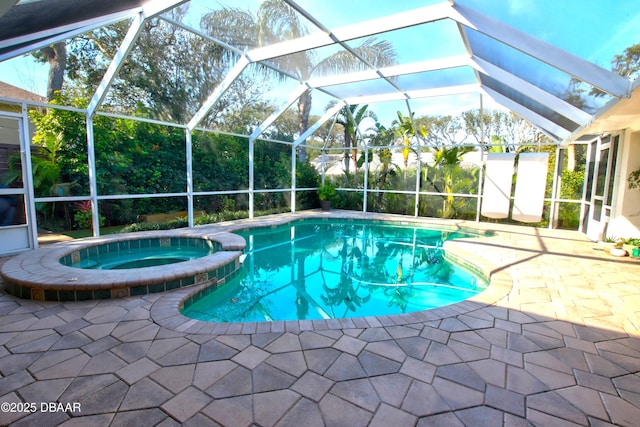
top-left (307, 69), bottom-right (380, 90)
top-left (408, 84), bottom-right (480, 100)
top-left (380, 56), bottom-right (470, 80)
top-left (0, 0), bottom-right (187, 62)
top-left (481, 86), bottom-right (569, 141)
top-left (451, 3), bottom-right (630, 98)
top-left (87, 12), bottom-right (145, 117)
top-left (248, 2), bottom-right (452, 63)
top-left (306, 51), bottom-right (588, 136)
top-left (86, 0), bottom-right (187, 116)
top-left (160, 15), bottom-right (246, 58)
top-left (187, 55), bottom-right (250, 133)
top-left (306, 55), bottom-right (469, 89)
top-left (282, 0), bottom-right (408, 103)
top-left (294, 101), bottom-right (345, 148)
top-left (249, 83), bottom-right (309, 142)
top-left (342, 92), bottom-right (408, 105)
top-left (0, 10), bottom-right (137, 62)
top-left (140, 0), bottom-right (188, 18)
top-left (469, 56), bottom-right (592, 126)
top-left (344, 83), bottom-right (479, 105)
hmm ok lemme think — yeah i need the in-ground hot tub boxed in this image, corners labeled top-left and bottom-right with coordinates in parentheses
top-left (61, 236), bottom-right (218, 270)
top-left (0, 230), bottom-right (246, 301)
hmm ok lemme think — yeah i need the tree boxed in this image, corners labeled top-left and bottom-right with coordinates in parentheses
top-left (201, 0), bottom-right (397, 162)
top-left (64, 21), bottom-right (128, 98)
top-left (218, 100), bottom-right (276, 136)
top-left (567, 43), bottom-right (640, 108)
top-left (367, 122), bottom-right (397, 207)
top-left (461, 109), bottom-right (493, 146)
top-left (629, 168), bottom-right (640, 190)
top-left (611, 43), bottom-right (640, 80)
top-left (98, 14), bottom-right (241, 124)
top-left (33, 42), bottom-right (67, 101)
top-left (431, 144), bottom-right (474, 218)
top-left (410, 112), bottom-right (476, 218)
top-left (460, 109), bottom-right (546, 150)
top-left (10, 95), bottom-right (87, 228)
top-left (56, 6), bottom-right (264, 126)
top-left (392, 111), bottom-right (427, 180)
top-left (416, 115), bottom-right (465, 148)
top-left (499, 111), bottom-right (541, 148)
top-left (331, 103), bottom-right (377, 176)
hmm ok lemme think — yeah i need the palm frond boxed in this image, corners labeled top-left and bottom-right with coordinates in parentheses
top-left (312, 37), bottom-right (397, 77)
top-left (355, 104), bottom-right (377, 124)
top-left (200, 8), bottom-right (259, 49)
top-left (258, 0), bottom-right (309, 44)
top-left (351, 38), bottom-right (398, 69)
top-left (312, 50), bottom-right (367, 77)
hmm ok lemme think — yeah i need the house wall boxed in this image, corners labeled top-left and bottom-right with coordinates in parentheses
top-left (609, 129), bottom-right (640, 239)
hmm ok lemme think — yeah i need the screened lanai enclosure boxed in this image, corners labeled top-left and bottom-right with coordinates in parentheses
top-left (0, 0), bottom-right (639, 256)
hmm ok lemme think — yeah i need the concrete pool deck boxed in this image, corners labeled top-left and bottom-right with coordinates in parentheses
top-left (0, 211), bottom-right (639, 426)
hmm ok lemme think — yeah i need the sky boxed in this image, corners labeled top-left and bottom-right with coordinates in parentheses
top-left (463, 0), bottom-right (640, 67)
top-left (1, 0), bottom-right (638, 128)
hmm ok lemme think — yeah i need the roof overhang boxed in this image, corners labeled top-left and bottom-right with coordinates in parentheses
top-left (0, 0), bottom-right (187, 61)
top-left (570, 80), bottom-right (640, 143)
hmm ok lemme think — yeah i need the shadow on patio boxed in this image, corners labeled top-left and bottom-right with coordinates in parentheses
top-left (0, 219), bottom-right (638, 426)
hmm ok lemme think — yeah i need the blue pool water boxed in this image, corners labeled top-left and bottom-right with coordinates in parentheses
top-left (182, 219), bottom-right (488, 322)
top-left (67, 244), bottom-right (215, 270)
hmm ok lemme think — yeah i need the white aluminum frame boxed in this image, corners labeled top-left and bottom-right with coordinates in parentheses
top-left (0, 0), bottom-right (633, 244)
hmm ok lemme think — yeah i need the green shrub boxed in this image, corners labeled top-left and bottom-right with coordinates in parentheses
top-left (118, 222), bottom-right (162, 233)
top-left (118, 210), bottom-right (261, 233)
top-left (317, 182), bottom-right (337, 201)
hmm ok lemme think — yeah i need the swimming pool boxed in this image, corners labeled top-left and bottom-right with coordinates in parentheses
top-left (182, 219), bottom-right (488, 322)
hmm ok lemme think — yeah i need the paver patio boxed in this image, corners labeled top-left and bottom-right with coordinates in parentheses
top-left (0, 213), bottom-right (639, 426)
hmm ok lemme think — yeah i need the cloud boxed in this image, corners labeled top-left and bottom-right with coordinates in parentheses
top-left (589, 13), bottom-right (640, 65)
top-left (506, 0), bottom-right (539, 18)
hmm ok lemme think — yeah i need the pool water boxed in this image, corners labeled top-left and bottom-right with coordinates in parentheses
top-left (68, 245), bottom-right (215, 270)
top-left (182, 219), bottom-right (488, 322)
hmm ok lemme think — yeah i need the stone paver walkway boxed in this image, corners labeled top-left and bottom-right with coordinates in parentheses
top-left (0, 214), bottom-right (639, 426)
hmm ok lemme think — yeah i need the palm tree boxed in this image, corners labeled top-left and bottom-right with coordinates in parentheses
top-left (368, 122), bottom-right (396, 208)
top-left (7, 128), bottom-right (79, 227)
top-left (330, 103), bottom-right (377, 176)
top-left (201, 0), bottom-right (397, 162)
top-left (392, 111), bottom-right (427, 180)
top-left (432, 144), bottom-right (474, 218)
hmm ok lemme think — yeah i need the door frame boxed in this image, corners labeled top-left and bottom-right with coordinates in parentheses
top-left (586, 134), bottom-right (620, 241)
top-left (0, 111), bottom-right (36, 255)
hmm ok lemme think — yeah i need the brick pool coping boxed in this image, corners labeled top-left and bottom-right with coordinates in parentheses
top-left (149, 211), bottom-right (513, 334)
top-left (0, 229), bottom-right (245, 301)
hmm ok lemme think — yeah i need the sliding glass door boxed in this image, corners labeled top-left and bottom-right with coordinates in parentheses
top-left (586, 135), bottom-right (619, 241)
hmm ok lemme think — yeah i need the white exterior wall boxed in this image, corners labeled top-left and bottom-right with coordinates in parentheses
top-left (608, 130), bottom-right (640, 239)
